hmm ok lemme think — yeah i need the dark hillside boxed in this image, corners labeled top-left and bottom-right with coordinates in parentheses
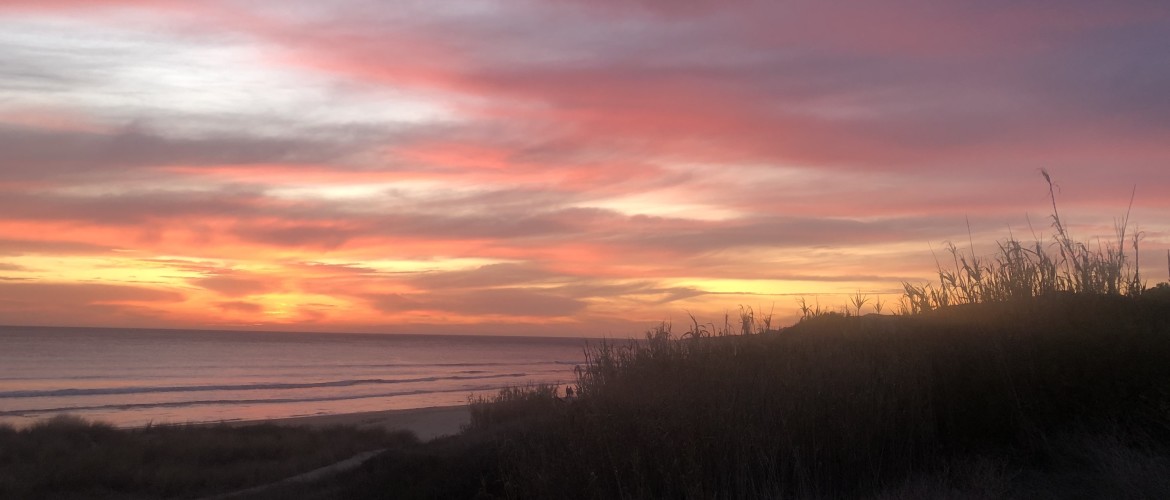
top-left (454, 293), bottom-right (1170, 499)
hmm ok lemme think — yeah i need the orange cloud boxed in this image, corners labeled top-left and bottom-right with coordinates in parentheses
top-left (1, 1), bottom-right (1168, 334)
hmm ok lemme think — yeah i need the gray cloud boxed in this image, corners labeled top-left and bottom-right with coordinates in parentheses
top-left (553, 281), bottom-right (706, 304)
top-left (409, 263), bottom-right (559, 290)
top-left (628, 215), bottom-right (963, 255)
top-left (291, 0), bottom-right (1170, 172)
top-left (0, 282), bottom-right (184, 304)
top-left (217, 301), bottom-right (264, 313)
top-left (191, 274), bottom-right (276, 297)
top-left (370, 288), bottom-right (585, 317)
top-left (0, 189), bottom-right (266, 225)
top-left (234, 224), bottom-right (357, 250)
top-left (0, 238), bottom-right (113, 256)
top-left (0, 125), bottom-right (348, 180)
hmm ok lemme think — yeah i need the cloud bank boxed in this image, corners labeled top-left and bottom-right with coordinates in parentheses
top-left (1, 0), bottom-right (1167, 334)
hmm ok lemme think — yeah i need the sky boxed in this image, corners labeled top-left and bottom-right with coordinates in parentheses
top-left (1, 1), bottom-right (1168, 336)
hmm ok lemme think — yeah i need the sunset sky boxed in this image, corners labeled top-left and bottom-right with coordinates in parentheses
top-left (1, 1), bottom-right (1168, 336)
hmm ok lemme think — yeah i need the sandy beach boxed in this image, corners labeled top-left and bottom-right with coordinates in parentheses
top-left (225, 405), bottom-right (472, 441)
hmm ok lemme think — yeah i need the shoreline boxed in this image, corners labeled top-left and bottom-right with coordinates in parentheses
top-left (212, 405), bottom-right (472, 441)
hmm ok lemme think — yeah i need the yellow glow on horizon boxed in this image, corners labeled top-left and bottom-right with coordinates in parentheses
top-left (268, 183), bottom-right (396, 201)
top-left (197, 291), bottom-right (355, 322)
top-left (5, 255), bottom-right (210, 284)
top-left (668, 278), bottom-right (869, 296)
top-left (324, 257), bottom-right (513, 273)
top-left (583, 192), bottom-right (742, 221)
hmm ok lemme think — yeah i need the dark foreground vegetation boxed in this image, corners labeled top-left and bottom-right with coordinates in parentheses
top-left (478, 293), bottom-right (1170, 499)
top-left (0, 416), bottom-right (414, 499)
top-left (232, 290), bottom-right (1170, 500)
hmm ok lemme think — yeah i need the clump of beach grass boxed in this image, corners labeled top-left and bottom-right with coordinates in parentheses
top-left (467, 383), bottom-right (563, 431)
top-left (903, 170), bottom-right (1145, 313)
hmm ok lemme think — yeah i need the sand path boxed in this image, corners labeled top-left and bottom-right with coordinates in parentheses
top-left (200, 405), bottom-right (470, 499)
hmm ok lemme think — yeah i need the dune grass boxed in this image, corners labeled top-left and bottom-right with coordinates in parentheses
top-left (902, 169), bottom-right (1146, 313)
top-left (468, 384), bottom-right (564, 432)
top-left (0, 415), bottom-right (415, 499)
top-left (453, 292), bottom-right (1170, 499)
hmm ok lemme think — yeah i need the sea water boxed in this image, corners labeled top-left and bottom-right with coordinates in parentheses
top-left (0, 326), bottom-right (593, 428)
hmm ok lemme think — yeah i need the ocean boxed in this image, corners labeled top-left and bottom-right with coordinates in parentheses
top-left (0, 325), bottom-right (593, 428)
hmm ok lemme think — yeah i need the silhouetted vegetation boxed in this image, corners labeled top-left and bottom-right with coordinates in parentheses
top-left (0, 416), bottom-right (414, 499)
top-left (902, 169), bottom-right (1145, 313)
top-left (468, 384), bottom-right (563, 432)
top-left (459, 293), bottom-right (1170, 499)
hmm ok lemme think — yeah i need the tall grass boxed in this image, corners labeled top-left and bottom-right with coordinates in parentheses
top-left (468, 383), bottom-right (563, 431)
top-left (903, 170), bottom-right (1144, 313)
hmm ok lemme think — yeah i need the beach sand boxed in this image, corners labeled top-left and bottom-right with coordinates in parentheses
top-left (226, 405), bottom-right (471, 441)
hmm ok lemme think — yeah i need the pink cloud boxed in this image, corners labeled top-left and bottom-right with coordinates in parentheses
top-left (250, 2), bottom-right (1165, 176)
top-left (0, 0), bottom-right (179, 11)
top-left (1, 1), bottom-right (1168, 332)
